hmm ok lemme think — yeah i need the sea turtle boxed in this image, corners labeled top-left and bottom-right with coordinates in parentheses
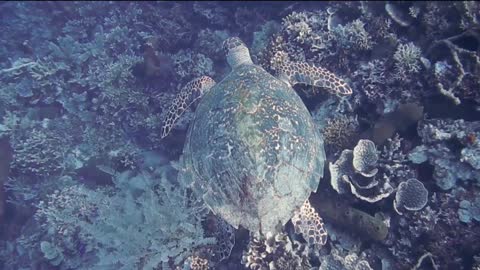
top-left (161, 37), bottom-right (352, 239)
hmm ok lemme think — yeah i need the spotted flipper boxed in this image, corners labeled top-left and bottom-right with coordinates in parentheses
top-left (291, 199), bottom-right (328, 247)
top-left (161, 76), bottom-right (216, 139)
top-left (273, 52), bottom-right (352, 96)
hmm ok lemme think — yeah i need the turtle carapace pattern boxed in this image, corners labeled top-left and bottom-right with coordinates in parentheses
top-left (162, 37), bottom-right (352, 235)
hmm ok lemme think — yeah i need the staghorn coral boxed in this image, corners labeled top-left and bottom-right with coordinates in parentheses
top-left (421, 2), bottom-right (455, 39)
top-left (193, 2), bottom-right (230, 28)
top-left (427, 29), bottom-right (480, 105)
top-left (385, 2), bottom-right (415, 27)
top-left (377, 134), bottom-right (416, 182)
top-left (280, 8), bottom-right (374, 75)
top-left (282, 11), bottom-right (323, 46)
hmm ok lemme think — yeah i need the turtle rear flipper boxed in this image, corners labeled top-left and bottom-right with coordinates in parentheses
top-left (161, 76), bottom-right (216, 139)
top-left (273, 52), bottom-right (352, 96)
top-left (292, 199), bottom-right (328, 247)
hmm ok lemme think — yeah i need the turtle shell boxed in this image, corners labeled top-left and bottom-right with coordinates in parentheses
top-left (180, 64), bottom-right (325, 233)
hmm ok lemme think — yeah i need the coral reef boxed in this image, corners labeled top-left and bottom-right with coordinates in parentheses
top-left (458, 197), bottom-right (480, 223)
top-left (242, 232), bottom-right (311, 270)
top-left (318, 246), bottom-right (375, 270)
top-left (329, 139), bottom-right (395, 203)
top-left (0, 2), bottom-right (479, 270)
top-left (408, 118), bottom-right (480, 190)
top-left (321, 114), bottom-right (359, 154)
top-left (393, 42), bottom-right (422, 79)
top-left (30, 167), bottom-right (214, 269)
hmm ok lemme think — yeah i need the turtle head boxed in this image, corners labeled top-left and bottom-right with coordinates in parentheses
top-left (223, 37), bottom-right (253, 69)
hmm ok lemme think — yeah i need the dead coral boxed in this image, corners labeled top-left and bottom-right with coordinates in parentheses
top-left (426, 27), bottom-right (480, 105)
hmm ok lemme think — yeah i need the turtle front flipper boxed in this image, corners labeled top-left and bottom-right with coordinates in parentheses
top-left (273, 52), bottom-right (352, 96)
top-left (161, 76), bottom-right (216, 139)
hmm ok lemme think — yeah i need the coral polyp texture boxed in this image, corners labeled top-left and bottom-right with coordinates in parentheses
top-left (1, 2), bottom-right (480, 270)
top-left (352, 139), bottom-right (379, 177)
top-left (393, 178), bottom-right (429, 215)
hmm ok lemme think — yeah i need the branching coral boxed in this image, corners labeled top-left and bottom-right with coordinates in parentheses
top-left (195, 28), bottom-right (230, 61)
top-left (172, 49), bottom-right (215, 84)
top-left (319, 249), bottom-right (373, 270)
top-left (393, 42), bottom-right (422, 79)
top-left (242, 232), bottom-right (311, 270)
top-left (353, 59), bottom-right (389, 103)
top-left (426, 29), bottom-right (480, 105)
top-left (11, 127), bottom-right (68, 177)
top-left (34, 167), bottom-right (215, 269)
top-left (421, 2), bottom-right (454, 38)
top-left (185, 255), bottom-right (209, 270)
top-left (322, 115), bottom-right (359, 153)
top-left (331, 19), bottom-right (373, 51)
